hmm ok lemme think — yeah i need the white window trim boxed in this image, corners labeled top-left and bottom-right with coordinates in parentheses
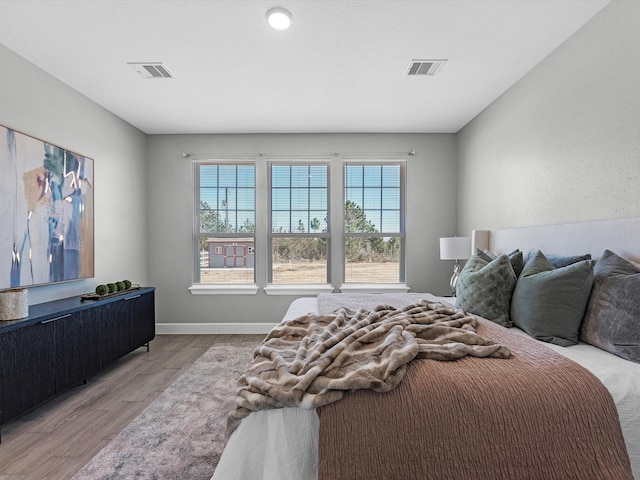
top-left (193, 160), bottom-right (257, 289)
top-left (264, 284), bottom-right (335, 296)
top-left (191, 154), bottom-right (408, 293)
top-left (339, 283), bottom-right (409, 294)
top-left (342, 160), bottom-right (406, 285)
top-left (188, 284), bottom-right (259, 295)
top-left (267, 160), bottom-right (332, 286)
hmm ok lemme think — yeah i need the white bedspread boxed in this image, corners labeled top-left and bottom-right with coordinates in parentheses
top-left (212, 296), bottom-right (640, 480)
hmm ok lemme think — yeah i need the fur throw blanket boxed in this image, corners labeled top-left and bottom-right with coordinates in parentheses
top-left (227, 300), bottom-right (511, 435)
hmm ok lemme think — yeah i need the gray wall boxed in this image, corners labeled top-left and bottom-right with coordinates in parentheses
top-left (147, 134), bottom-right (458, 326)
top-left (6, 1), bottom-right (637, 327)
top-left (457, 1), bottom-right (640, 233)
top-left (0, 43), bottom-right (149, 305)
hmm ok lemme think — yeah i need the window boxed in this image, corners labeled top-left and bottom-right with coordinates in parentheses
top-left (192, 156), bottom-right (406, 294)
top-left (269, 163), bottom-right (329, 284)
top-left (195, 162), bottom-right (255, 284)
top-left (344, 162), bottom-right (404, 284)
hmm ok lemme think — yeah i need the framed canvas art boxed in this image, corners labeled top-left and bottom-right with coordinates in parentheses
top-left (0, 125), bottom-right (94, 290)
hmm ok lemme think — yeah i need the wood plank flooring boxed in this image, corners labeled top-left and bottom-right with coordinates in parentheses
top-left (0, 334), bottom-right (264, 480)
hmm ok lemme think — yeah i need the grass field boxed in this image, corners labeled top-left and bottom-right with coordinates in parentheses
top-left (199, 261), bottom-right (399, 284)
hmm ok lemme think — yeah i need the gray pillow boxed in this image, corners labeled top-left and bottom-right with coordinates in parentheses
top-left (477, 248), bottom-right (524, 277)
top-left (455, 252), bottom-right (517, 327)
top-left (579, 250), bottom-right (640, 363)
top-left (511, 250), bottom-right (595, 346)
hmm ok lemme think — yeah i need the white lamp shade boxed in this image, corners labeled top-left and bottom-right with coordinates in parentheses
top-left (439, 236), bottom-right (471, 260)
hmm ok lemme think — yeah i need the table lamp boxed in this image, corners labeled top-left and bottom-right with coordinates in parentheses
top-left (439, 236), bottom-right (471, 296)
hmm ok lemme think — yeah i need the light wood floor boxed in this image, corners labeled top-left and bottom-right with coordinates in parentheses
top-left (0, 334), bottom-right (264, 480)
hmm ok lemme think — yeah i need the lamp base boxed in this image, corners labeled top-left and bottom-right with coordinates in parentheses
top-left (449, 260), bottom-right (461, 296)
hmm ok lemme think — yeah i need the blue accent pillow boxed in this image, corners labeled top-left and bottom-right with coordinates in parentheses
top-left (511, 250), bottom-right (595, 346)
top-left (526, 252), bottom-right (592, 268)
top-left (580, 250), bottom-right (640, 363)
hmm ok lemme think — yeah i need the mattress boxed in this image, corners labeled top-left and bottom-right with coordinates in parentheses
top-left (212, 296), bottom-right (640, 480)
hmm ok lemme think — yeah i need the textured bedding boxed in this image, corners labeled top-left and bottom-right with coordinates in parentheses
top-left (212, 295), bottom-right (640, 480)
top-left (227, 299), bottom-right (510, 435)
top-left (318, 313), bottom-right (631, 480)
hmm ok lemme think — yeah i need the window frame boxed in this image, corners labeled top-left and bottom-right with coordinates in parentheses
top-left (342, 159), bottom-right (406, 285)
top-left (267, 160), bottom-right (331, 286)
top-left (189, 155), bottom-right (408, 296)
top-left (190, 160), bottom-right (258, 294)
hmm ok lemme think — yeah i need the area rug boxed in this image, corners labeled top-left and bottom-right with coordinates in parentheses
top-left (72, 342), bottom-right (257, 480)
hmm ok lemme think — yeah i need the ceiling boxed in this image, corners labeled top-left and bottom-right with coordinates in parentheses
top-left (0, 0), bottom-right (609, 135)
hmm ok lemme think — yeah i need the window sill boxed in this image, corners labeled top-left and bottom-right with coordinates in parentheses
top-left (188, 284), bottom-right (259, 295)
top-left (339, 283), bottom-right (410, 294)
top-left (264, 284), bottom-right (335, 296)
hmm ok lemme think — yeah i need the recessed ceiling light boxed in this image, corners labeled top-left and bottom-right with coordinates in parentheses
top-left (266, 7), bottom-right (293, 30)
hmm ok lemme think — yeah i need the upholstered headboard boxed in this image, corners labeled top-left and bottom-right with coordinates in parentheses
top-left (472, 216), bottom-right (640, 263)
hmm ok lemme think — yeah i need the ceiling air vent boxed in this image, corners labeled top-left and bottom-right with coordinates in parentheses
top-left (128, 62), bottom-right (174, 79)
top-left (407, 59), bottom-right (447, 77)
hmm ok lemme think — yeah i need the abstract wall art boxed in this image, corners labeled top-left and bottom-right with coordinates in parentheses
top-left (1, 125), bottom-right (94, 290)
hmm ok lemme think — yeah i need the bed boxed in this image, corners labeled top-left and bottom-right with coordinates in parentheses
top-left (212, 217), bottom-right (640, 480)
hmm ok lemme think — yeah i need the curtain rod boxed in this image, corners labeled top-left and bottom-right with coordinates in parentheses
top-left (182, 150), bottom-right (416, 159)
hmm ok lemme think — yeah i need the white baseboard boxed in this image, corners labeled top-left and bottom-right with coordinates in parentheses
top-left (155, 322), bottom-right (278, 335)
